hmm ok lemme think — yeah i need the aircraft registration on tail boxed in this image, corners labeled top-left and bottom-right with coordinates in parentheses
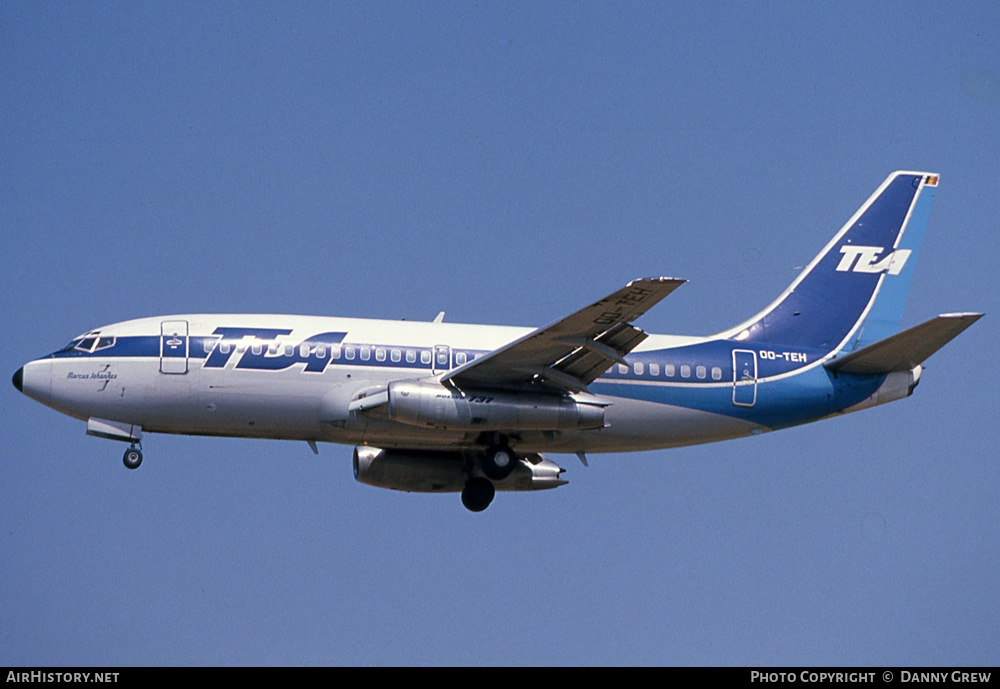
top-left (13, 171), bottom-right (981, 511)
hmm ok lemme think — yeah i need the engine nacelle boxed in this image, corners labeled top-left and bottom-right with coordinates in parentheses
top-left (386, 380), bottom-right (605, 432)
top-left (353, 446), bottom-right (567, 493)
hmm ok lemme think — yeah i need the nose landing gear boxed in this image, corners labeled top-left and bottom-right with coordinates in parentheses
top-left (123, 445), bottom-right (143, 470)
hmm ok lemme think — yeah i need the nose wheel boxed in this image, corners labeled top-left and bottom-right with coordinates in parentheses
top-left (123, 446), bottom-right (143, 470)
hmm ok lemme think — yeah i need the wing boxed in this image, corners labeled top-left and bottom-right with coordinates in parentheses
top-left (441, 277), bottom-right (685, 393)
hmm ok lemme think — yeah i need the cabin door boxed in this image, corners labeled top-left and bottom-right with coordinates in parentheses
top-left (732, 349), bottom-right (757, 407)
top-left (432, 345), bottom-right (451, 375)
top-left (160, 320), bottom-right (189, 374)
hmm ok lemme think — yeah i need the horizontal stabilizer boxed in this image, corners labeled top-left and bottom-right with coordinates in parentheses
top-left (824, 313), bottom-right (982, 375)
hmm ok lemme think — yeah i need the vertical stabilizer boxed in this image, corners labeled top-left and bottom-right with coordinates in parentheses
top-left (721, 172), bottom-right (939, 353)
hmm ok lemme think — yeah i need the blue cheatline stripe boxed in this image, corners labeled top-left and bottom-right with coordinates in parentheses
top-left (736, 173), bottom-right (927, 351)
top-left (43, 334), bottom-right (488, 375)
top-left (601, 340), bottom-right (828, 382)
top-left (591, 365), bottom-right (884, 430)
top-left (47, 334), bottom-right (832, 384)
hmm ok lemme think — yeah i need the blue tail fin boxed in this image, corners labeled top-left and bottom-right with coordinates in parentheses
top-left (722, 171), bottom-right (939, 353)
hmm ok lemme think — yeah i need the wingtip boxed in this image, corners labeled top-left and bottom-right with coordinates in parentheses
top-left (938, 312), bottom-right (984, 323)
top-left (634, 276), bottom-right (687, 283)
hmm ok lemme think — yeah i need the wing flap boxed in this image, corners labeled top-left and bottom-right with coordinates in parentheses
top-left (442, 277), bottom-right (685, 391)
top-left (825, 313), bottom-right (982, 375)
top-left (552, 323), bottom-right (648, 388)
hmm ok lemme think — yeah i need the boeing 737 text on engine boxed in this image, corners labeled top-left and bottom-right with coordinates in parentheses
top-left (13, 172), bottom-right (981, 511)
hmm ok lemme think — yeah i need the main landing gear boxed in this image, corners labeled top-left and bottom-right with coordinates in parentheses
top-left (122, 444), bottom-right (143, 470)
top-left (460, 441), bottom-right (519, 512)
top-left (480, 445), bottom-right (517, 481)
top-left (461, 477), bottom-right (495, 512)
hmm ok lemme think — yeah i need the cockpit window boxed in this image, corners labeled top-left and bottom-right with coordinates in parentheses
top-left (71, 336), bottom-right (116, 353)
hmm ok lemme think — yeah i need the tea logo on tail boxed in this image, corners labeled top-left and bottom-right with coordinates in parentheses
top-left (835, 246), bottom-right (911, 275)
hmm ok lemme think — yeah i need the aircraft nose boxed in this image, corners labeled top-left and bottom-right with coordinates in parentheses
top-left (15, 359), bottom-right (53, 405)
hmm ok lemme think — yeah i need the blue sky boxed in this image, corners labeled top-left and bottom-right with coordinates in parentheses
top-left (2, 2), bottom-right (998, 666)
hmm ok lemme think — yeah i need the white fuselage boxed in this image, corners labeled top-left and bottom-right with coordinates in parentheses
top-left (19, 313), bottom-right (769, 456)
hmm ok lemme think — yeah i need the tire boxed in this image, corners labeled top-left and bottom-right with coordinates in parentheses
top-left (481, 446), bottom-right (517, 481)
top-left (123, 448), bottom-right (143, 470)
top-left (461, 477), bottom-right (495, 512)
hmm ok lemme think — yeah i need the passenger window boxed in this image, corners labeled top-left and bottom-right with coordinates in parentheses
top-left (299, 344), bottom-right (310, 358)
top-left (331, 346), bottom-right (341, 360)
top-left (665, 364), bottom-right (675, 377)
top-left (220, 343), bottom-right (231, 355)
top-left (375, 348), bottom-right (386, 362)
top-left (316, 345), bottom-right (326, 358)
top-left (696, 365), bottom-right (706, 379)
top-left (204, 340), bottom-right (215, 354)
top-left (712, 367), bottom-right (722, 381)
top-left (390, 349), bottom-right (401, 363)
top-left (344, 346), bottom-right (356, 360)
top-left (617, 364), bottom-right (628, 375)
top-left (680, 365), bottom-right (691, 378)
top-left (252, 344), bottom-right (263, 356)
top-left (284, 345), bottom-right (294, 357)
top-left (455, 352), bottom-right (467, 366)
top-left (634, 362), bottom-right (644, 375)
top-left (406, 350), bottom-right (416, 363)
top-left (420, 350), bottom-right (431, 365)
top-left (360, 347), bottom-right (371, 361)
top-left (649, 363), bottom-right (660, 376)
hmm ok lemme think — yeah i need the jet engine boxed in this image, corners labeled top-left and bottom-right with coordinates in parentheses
top-left (353, 446), bottom-right (567, 493)
top-left (386, 380), bottom-right (605, 432)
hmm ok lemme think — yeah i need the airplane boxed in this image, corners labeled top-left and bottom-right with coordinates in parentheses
top-left (12, 171), bottom-right (981, 512)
